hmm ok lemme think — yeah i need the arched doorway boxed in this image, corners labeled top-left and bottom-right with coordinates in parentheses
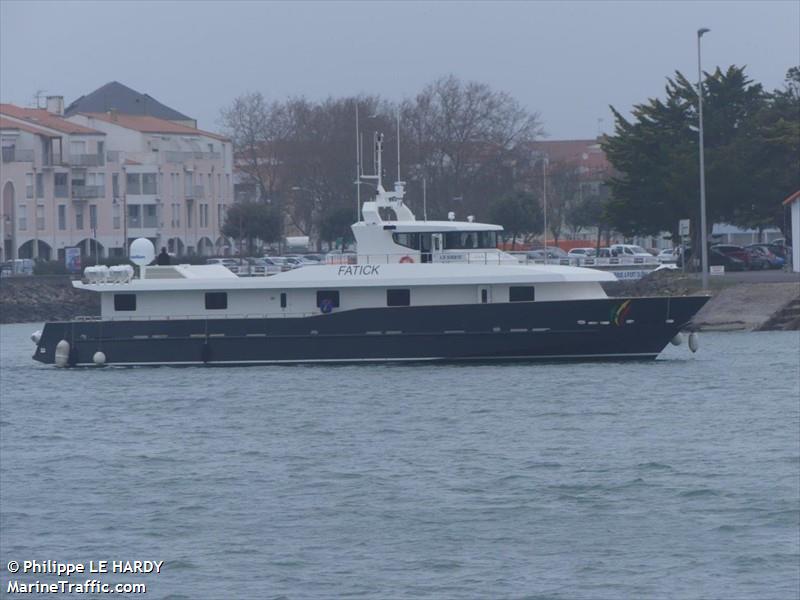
top-left (215, 236), bottom-right (231, 256)
top-left (76, 238), bottom-right (105, 261)
top-left (167, 237), bottom-right (185, 256)
top-left (2, 181), bottom-right (14, 261)
top-left (197, 237), bottom-right (214, 256)
top-left (18, 239), bottom-right (53, 260)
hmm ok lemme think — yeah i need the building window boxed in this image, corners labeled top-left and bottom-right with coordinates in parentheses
top-left (113, 204), bottom-right (120, 229)
top-left (205, 292), bottom-right (227, 310)
top-left (87, 172), bottom-right (105, 197)
top-left (509, 286), bottom-right (535, 302)
top-left (387, 288), bottom-right (410, 307)
top-left (58, 205), bottom-right (66, 230)
top-left (187, 203), bottom-right (193, 228)
top-left (75, 206), bottom-right (84, 230)
top-left (316, 290), bottom-right (340, 310)
top-left (143, 204), bottom-right (158, 228)
top-left (112, 173), bottom-right (119, 198)
top-left (280, 292), bottom-right (287, 308)
top-left (18, 204), bottom-right (27, 230)
top-left (142, 173), bottom-right (157, 195)
top-left (126, 172), bottom-right (141, 195)
top-left (55, 173), bottom-right (68, 198)
top-left (36, 205), bottom-right (45, 230)
top-left (128, 204), bottom-right (140, 228)
top-left (114, 294), bottom-right (136, 311)
top-left (89, 205), bottom-right (98, 230)
top-left (25, 173), bottom-right (33, 198)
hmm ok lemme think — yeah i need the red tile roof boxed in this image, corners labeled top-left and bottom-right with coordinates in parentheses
top-left (83, 112), bottom-right (229, 141)
top-left (0, 104), bottom-right (103, 135)
top-left (0, 116), bottom-right (60, 137)
top-left (782, 190), bottom-right (800, 206)
top-left (529, 139), bottom-right (610, 171)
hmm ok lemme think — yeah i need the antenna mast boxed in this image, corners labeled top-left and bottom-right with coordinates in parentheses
top-left (396, 110), bottom-right (401, 183)
top-left (355, 104), bottom-right (361, 221)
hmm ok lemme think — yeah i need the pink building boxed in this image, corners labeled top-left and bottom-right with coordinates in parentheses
top-left (1, 93), bottom-right (233, 262)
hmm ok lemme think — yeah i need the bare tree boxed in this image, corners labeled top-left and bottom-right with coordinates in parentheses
top-left (402, 75), bottom-right (543, 220)
top-left (219, 92), bottom-right (291, 203)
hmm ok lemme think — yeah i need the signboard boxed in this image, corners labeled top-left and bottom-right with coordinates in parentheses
top-left (679, 219), bottom-right (691, 237)
top-left (64, 247), bottom-right (81, 274)
top-left (710, 265), bottom-right (725, 276)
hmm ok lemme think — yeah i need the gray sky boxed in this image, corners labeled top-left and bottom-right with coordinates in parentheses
top-left (2, 1), bottom-right (797, 139)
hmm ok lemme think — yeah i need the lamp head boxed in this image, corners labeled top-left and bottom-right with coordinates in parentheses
top-left (698, 27), bottom-right (710, 37)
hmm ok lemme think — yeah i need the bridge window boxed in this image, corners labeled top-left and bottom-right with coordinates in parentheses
top-left (205, 292), bottom-right (228, 310)
top-left (509, 286), bottom-right (535, 302)
top-left (387, 288), bottom-right (410, 307)
top-left (114, 294), bottom-right (136, 311)
top-left (444, 231), bottom-right (498, 249)
top-left (392, 232), bottom-right (421, 249)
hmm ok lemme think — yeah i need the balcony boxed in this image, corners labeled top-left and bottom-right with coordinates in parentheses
top-left (186, 185), bottom-right (205, 199)
top-left (1, 147), bottom-right (34, 163)
top-left (106, 151), bottom-right (120, 163)
top-left (71, 185), bottom-right (104, 200)
top-left (69, 153), bottom-right (105, 167)
top-left (164, 151), bottom-right (221, 163)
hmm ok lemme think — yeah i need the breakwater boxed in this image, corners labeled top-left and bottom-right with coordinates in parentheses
top-left (0, 276), bottom-right (99, 324)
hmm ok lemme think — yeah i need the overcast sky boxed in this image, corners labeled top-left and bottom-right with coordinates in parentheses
top-left (2, 1), bottom-right (797, 139)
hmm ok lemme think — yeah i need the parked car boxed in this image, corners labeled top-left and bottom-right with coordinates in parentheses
top-left (206, 257), bottom-right (241, 274)
top-left (657, 248), bottom-right (678, 263)
top-left (710, 244), bottom-right (751, 269)
top-left (709, 247), bottom-right (747, 271)
top-left (246, 257), bottom-right (282, 276)
top-left (567, 247), bottom-right (595, 257)
top-left (595, 247), bottom-right (619, 259)
top-left (610, 244), bottom-right (652, 258)
top-left (526, 248), bottom-right (567, 261)
top-left (325, 251), bottom-right (358, 265)
top-left (745, 244), bottom-right (785, 269)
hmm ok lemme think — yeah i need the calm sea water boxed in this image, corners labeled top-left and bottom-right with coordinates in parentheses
top-left (1, 323), bottom-right (798, 599)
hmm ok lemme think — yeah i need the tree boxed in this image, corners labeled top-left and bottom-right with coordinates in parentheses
top-left (221, 202), bottom-right (282, 255)
top-left (602, 65), bottom-right (781, 248)
top-left (401, 75), bottom-right (543, 220)
top-left (220, 92), bottom-right (290, 203)
top-left (317, 206), bottom-right (355, 249)
top-left (541, 160), bottom-right (581, 245)
top-left (488, 191), bottom-right (542, 250)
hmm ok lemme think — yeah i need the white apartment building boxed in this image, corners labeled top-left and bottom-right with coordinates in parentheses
top-left (1, 93), bottom-right (233, 262)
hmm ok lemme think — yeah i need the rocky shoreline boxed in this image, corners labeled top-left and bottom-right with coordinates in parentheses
top-left (1, 271), bottom-right (797, 331)
top-left (0, 276), bottom-right (99, 324)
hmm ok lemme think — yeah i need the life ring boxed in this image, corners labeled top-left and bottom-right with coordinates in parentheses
top-left (399, 256), bottom-right (414, 264)
top-left (320, 299), bottom-right (334, 314)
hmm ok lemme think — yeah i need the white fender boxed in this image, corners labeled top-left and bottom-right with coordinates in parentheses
top-left (93, 351), bottom-right (106, 366)
top-left (688, 332), bottom-right (699, 353)
top-left (54, 340), bottom-right (70, 368)
top-left (30, 330), bottom-right (42, 344)
top-left (670, 333), bottom-right (683, 346)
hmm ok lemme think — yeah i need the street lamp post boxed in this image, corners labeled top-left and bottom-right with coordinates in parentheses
top-left (697, 27), bottom-right (710, 289)
top-left (542, 156), bottom-right (549, 265)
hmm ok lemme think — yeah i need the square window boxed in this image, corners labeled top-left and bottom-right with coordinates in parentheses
top-left (386, 288), bottom-right (410, 307)
top-left (114, 294), bottom-right (136, 311)
top-left (316, 290), bottom-right (340, 311)
top-left (509, 286), bottom-right (535, 302)
top-left (205, 292), bottom-right (227, 310)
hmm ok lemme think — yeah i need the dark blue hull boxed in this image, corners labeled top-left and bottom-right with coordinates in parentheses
top-left (32, 296), bottom-right (709, 366)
